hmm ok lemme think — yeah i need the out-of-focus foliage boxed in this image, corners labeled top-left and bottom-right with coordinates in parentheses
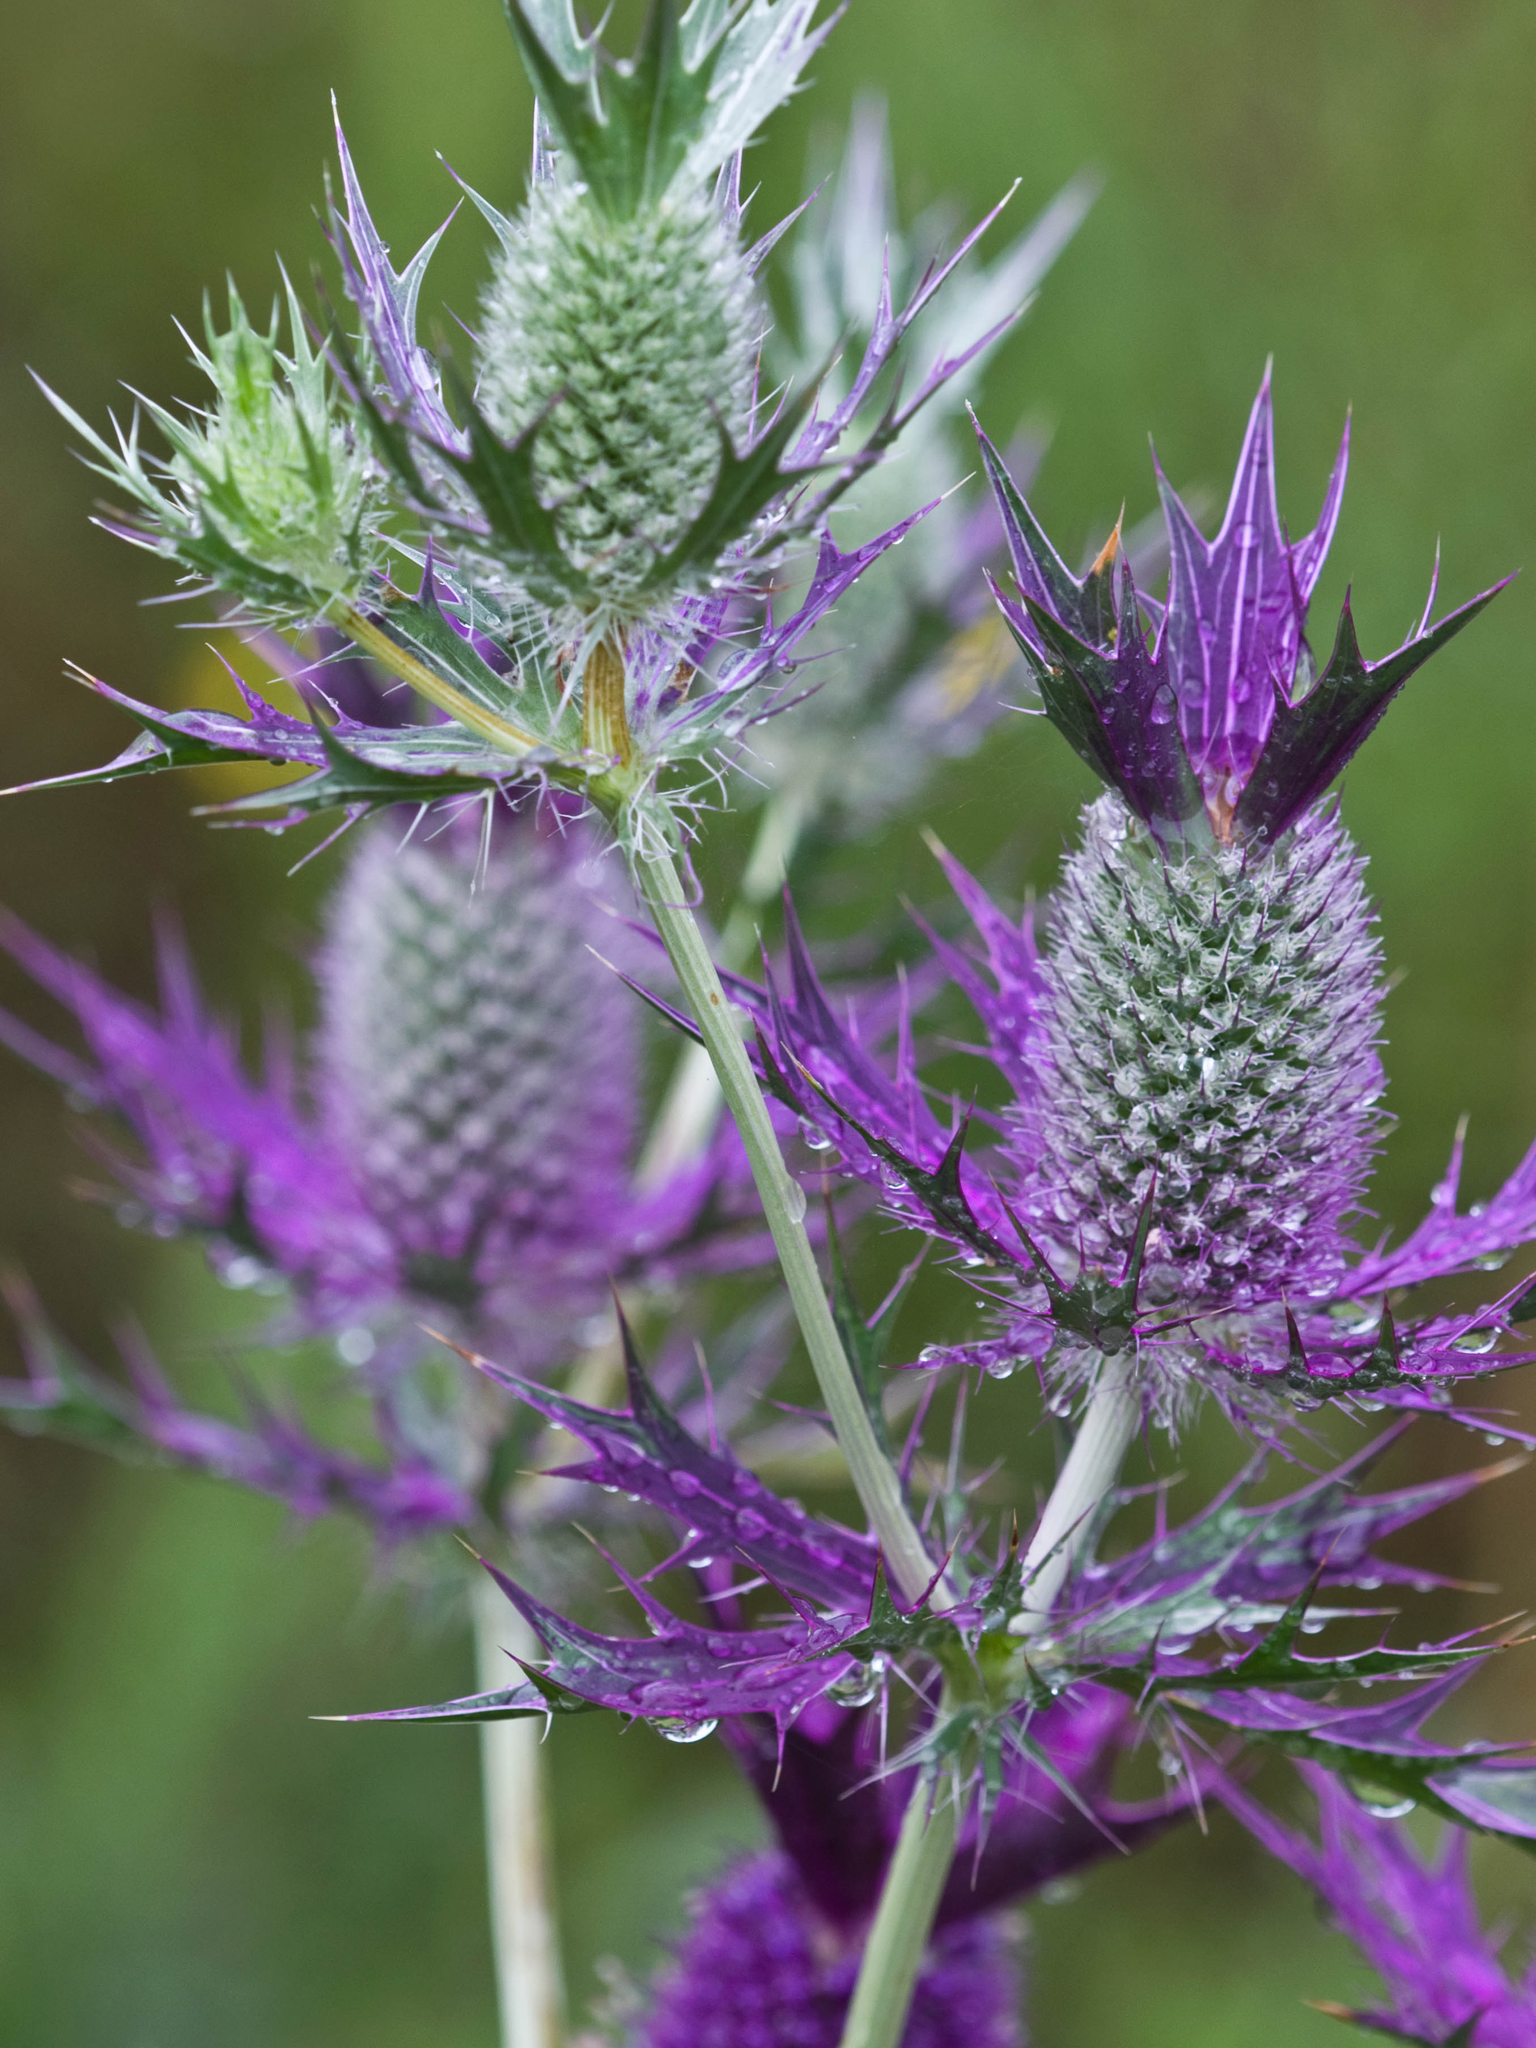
top-left (4, 1), bottom-right (1536, 2043)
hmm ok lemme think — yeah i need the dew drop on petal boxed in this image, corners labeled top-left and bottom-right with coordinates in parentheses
top-left (655, 1717), bottom-right (719, 1745)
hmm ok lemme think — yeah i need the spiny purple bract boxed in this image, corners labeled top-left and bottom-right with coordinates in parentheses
top-left (739, 370), bottom-right (1536, 1427)
top-left (982, 364), bottom-right (1504, 852)
top-left (633, 1849), bottom-right (1023, 2048)
top-left (1225, 1766), bottom-right (1536, 2046)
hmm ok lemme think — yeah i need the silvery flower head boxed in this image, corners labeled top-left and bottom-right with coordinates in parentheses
top-left (750, 371), bottom-right (1535, 1434)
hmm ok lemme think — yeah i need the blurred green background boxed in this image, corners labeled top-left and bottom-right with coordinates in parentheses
top-left (4, 1), bottom-right (1536, 2042)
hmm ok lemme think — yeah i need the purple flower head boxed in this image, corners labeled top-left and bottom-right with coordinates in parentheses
top-left (631, 1849), bottom-right (1023, 2048)
top-left (981, 367), bottom-right (1507, 850)
top-left (0, 804), bottom-right (757, 1359)
top-left (0, 797), bottom-right (781, 1543)
top-left (741, 814), bottom-right (1536, 1436)
top-left (1223, 1766), bottom-right (1536, 2045)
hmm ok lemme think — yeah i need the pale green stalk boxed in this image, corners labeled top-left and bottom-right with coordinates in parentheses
top-left (473, 1574), bottom-right (566, 2048)
top-left (635, 787), bottom-right (809, 1190)
top-left (837, 1760), bottom-right (960, 2048)
top-left (628, 833), bottom-right (938, 1607)
top-left (836, 1351), bottom-right (1142, 2048)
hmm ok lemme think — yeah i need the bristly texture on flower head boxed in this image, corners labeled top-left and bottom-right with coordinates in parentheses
top-left (734, 375), bottom-right (1536, 1433)
top-left (632, 1849), bottom-right (1023, 2048)
top-left (1026, 790), bottom-right (1385, 1313)
top-left (35, 276), bottom-right (389, 627)
top-left (476, 172), bottom-right (759, 617)
top-left (1222, 1766), bottom-right (1536, 2046)
top-left (316, 808), bottom-right (640, 1316)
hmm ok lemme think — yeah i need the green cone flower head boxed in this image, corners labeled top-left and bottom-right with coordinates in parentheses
top-left (38, 274), bottom-right (388, 624)
top-left (478, 175), bottom-right (757, 608)
top-left (473, 0), bottom-right (830, 623)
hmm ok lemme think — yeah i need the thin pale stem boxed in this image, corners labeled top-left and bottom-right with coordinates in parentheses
top-left (836, 1351), bottom-right (1142, 2048)
top-left (474, 1574), bottom-right (566, 2048)
top-left (1011, 1348), bottom-right (1141, 1634)
top-left (635, 789), bottom-right (809, 1189)
top-left (628, 834), bottom-right (938, 1608)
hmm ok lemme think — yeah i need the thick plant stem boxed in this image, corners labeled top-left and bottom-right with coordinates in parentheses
top-left (1011, 1347), bottom-right (1141, 1634)
top-left (838, 1766), bottom-right (959, 2048)
top-left (837, 1350), bottom-right (1142, 2048)
top-left (629, 835), bottom-right (938, 1607)
top-left (474, 1575), bottom-right (566, 2048)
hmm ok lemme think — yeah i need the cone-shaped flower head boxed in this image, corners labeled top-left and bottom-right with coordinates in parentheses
top-left (317, 806), bottom-right (638, 1316)
top-left (37, 276), bottom-right (388, 626)
top-left (472, 0), bottom-right (831, 624)
top-left (0, 754), bottom-right (759, 1368)
top-left (976, 370), bottom-right (1502, 1338)
top-left (1024, 789), bottom-right (1386, 1313)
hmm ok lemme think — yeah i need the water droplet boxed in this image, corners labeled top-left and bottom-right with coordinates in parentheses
top-left (731, 1468), bottom-right (759, 1496)
top-left (917, 1345), bottom-right (946, 1365)
top-left (782, 1177), bottom-right (808, 1223)
top-left (1344, 1779), bottom-right (1416, 1820)
top-left (1483, 1433), bottom-right (1508, 1448)
top-left (734, 1508), bottom-right (768, 1540)
top-left (336, 1326), bottom-right (376, 1367)
top-left (609, 1439), bottom-right (642, 1467)
top-left (655, 1717), bottom-right (718, 1745)
top-left (670, 1470), bottom-right (703, 1497)
top-left (1038, 1877), bottom-right (1082, 1905)
top-left (829, 1661), bottom-right (881, 1708)
top-left (1148, 686), bottom-right (1176, 727)
top-left (1453, 1327), bottom-right (1499, 1355)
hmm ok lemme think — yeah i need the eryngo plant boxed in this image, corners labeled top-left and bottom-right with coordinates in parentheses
top-left (15, 3), bottom-right (1536, 2043)
top-left (38, 275), bottom-right (389, 626)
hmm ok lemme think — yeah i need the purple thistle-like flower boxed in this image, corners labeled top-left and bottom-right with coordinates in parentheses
top-left (730, 372), bottom-right (1536, 1434)
top-left (632, 1849), bottom-right (1023, 2048)
top-left (0, 779), bottom-right (781, 1538)
top-left (0, 804), bottom-right (754, 1358)
top-left (1222, 1766), bottom-right (1536, 2046)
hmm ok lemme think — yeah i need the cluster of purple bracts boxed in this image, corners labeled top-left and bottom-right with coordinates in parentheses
top-left (360, 1319), bottom-right (1536, 1844)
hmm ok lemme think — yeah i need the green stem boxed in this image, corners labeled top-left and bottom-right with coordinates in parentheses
top-left (838, 1762), bottom-right (960, 2048)
top-left (836, 1352), bottom-right (1142, 2048)
top-left (628, 833), bottom-right (938, 1607)
top-left (635, 789), bottom-right (809, 1189)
